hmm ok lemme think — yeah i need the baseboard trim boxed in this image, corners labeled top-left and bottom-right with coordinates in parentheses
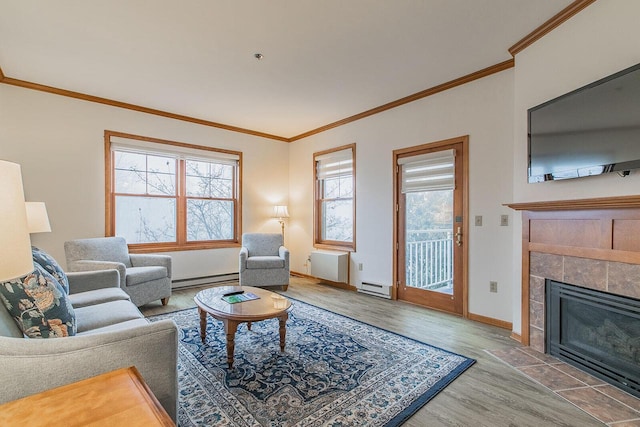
top-left (321, 280), bottom-right (358, 292)
top-left (468, 312), bottom-right (512, 330)
top-left (290, 271), bottom-right (357, 292)
top-left (293, 273), bottom-right (515, 326)
top-left (172, 273), bottom-right (238, 288)
top-left (510, 332), bottom-right (523, 343)
top-left (290, 271), bottom-right (308, 278)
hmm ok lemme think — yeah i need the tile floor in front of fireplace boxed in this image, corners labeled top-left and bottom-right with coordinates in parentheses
top-left (487, 347), bottom-right (640, 426)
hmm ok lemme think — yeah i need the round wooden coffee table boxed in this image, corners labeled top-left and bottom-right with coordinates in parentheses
top-left (194, 286), bottom-right (292, 368)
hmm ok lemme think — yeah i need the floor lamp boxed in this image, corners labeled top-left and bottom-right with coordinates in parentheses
top-left (273, 205), bottom-right (290, 242)
top-left (0, 160), bottom-right (34, 281)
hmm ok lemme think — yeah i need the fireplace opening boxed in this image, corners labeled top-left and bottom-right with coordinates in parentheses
top-left (546, 280), bottom-right (640, 398)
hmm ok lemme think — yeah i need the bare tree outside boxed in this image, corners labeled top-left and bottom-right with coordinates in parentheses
top-left (185, 159), bottom-right (234, 241)
top-left (321, 174), bottom-right (353, 242)
top-left (114, 151), bottom-right (235, 244)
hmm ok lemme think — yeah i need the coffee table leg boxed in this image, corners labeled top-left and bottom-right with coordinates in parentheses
top-left (198, 307), bottom-right (207, 343)
top-left (278, 312), bottom-right (288, 352)
top-left (223, 320), bottom-right (239, 369)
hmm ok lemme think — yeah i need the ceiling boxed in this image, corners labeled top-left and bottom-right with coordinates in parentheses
top-left (0, 0), bottom-right (575, 140)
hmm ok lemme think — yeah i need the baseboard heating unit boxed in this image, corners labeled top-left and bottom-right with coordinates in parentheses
top-left (172, 273), bottom-right (239, 289)
top-left (310, 250), bottom-right (349, 283)
top-left (358, 281), bottom-right (392, 299)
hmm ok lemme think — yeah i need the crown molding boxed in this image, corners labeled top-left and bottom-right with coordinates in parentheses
top-left (0, 4), bottom-right (593, 142)
top-left (0, 60), bottom-right (514, 143)
top-left (0, 74), bottom-right (289, 142)
top-left (289, 59), bottom-right (514, 141)
top-left (508, 0), bottom-right (597, 56)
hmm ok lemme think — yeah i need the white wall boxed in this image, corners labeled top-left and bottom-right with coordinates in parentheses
top-left (510, 0), bottom-right (640, 333)
top-left (0, 84), bottom-right (289, 281)
top-left (4, 1), bottom-right (633, 326)
top-left (289, 70), bottom-right (515, 322)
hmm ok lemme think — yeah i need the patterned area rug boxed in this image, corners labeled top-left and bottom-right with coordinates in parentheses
top-left (151, 299), bottom-right (475, 426)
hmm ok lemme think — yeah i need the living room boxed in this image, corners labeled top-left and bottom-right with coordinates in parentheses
top-left (3, 0), bottom-right (639, 332)
top-left (1, 0), bottom-right (639, 425)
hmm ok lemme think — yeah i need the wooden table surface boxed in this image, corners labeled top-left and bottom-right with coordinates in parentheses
top-left (194, 285), bottom-right (292, 368)
top-left (0, 366), bottom-right (174, 427)
top-left (193, 285), bottom-right (292, 320)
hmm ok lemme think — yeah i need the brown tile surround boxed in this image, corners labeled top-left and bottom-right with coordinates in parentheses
top-left (525, 253), bottom-right (640, 424)
top-left (528, 253), bottom-right (640, 353)
top-left (488, 347), bottom-right (640, 426)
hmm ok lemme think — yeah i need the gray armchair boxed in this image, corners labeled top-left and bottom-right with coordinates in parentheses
top-left (64, 236), bottom-right (172, 307)
top-left (239, 233), bottom-right (290, 290)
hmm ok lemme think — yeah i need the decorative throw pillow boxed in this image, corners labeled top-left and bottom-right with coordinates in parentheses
top-left (31, 246), bottom-right (70, 294)
top-left (0, 263), bottom-right (77, 338)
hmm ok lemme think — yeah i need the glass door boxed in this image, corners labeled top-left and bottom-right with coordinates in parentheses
top-left (395, 139), bottom-right (466, 315)
top-left (404, 190), bottom-right (454, 294)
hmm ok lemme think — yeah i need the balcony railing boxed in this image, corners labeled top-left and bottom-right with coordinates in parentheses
top-left (406, 229), bottom-right (453, 293)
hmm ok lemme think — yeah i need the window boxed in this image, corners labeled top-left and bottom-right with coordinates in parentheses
top-left (105, 131), bottom-right (241, 252)
top-left (314, 144), bottom-right (356, 251)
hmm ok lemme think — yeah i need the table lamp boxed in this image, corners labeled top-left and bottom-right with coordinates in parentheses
top-left (0, 160), bottom-right (33, 281)
top-left (25, 202), bottom-right (52, 233)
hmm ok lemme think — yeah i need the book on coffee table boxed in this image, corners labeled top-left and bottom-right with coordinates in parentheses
top-left (222, 292), bottom-right (260, 304)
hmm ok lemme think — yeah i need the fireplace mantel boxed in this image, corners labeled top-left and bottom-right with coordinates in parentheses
top-left (505, 195), bottom-right (640, 211)
top-left (508, 196), bottom-right (640, 347)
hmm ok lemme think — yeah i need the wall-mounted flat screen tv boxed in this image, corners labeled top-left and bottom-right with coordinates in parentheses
top-left (528, 62), bottom-right (640, 183)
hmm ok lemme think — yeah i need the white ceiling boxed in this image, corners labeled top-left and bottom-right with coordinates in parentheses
top-left (0, 0), bottom-right (574, 139)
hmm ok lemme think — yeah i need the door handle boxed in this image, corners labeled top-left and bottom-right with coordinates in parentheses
top-left (455, 226), bottom-right (462, 247)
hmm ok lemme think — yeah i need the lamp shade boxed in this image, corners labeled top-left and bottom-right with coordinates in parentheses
top-left (25, 202), bottom-right (52, 233)
top-left (273, 205), bottom-right (290, 219)
top-left (0, 160), bottom-right (33, 281)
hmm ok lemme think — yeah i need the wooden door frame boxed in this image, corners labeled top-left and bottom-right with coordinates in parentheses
top-left (392, 135), bottom-right (469, 318)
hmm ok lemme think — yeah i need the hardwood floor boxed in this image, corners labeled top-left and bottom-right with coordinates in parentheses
top-left (140, 277), bottom-right (605, 427)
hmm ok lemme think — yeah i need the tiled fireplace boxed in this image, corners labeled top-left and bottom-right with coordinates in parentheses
top-left (529, 252), bottom-right (640, 354)
top-left (507, 196), bottom-right (640, 422)
top-left (529, 254), bottom-right (640, 398)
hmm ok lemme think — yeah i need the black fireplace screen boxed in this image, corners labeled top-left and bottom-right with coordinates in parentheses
top-left (546, 280), bottom-right (640, 398)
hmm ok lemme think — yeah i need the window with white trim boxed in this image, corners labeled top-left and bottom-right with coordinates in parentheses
top-left (106, 131), bottom-right (241, 252)
top-left (314, 144), bottom-right (356, 250)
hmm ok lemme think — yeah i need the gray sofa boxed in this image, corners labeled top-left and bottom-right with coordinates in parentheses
top-left (0, 261), bottom-right (178, 421)
top-left (64, 236), bottom-right (172, 307)
top-left (239, 233), bottom-right (290, 289)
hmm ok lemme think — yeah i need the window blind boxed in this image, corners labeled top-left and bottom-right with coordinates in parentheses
top-left (316, 148), bottom-right (353, 180)
top-left (110, 136), bottom-right (240, 165)
top-left (398, 149), bottom-right (455, 193)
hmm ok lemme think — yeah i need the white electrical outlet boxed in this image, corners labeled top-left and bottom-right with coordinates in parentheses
top-left (490, 281), bottom-right (498, 293)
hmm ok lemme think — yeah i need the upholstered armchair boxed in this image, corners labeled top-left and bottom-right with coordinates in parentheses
top-left (239, 233), bottom-right (290, 290)
top-left (64, 237), bottom-right (172, 307)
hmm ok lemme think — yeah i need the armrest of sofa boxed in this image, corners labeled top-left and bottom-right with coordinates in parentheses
top-left (279, 246), bottom-right (290, 269)
top-left (130, 254), bottom-right (172, 279)
top-left (67, 269), bottom-right (120, 294)
top-left (0, 319), bottom-right (178, 422)
top-left (239, 247), bottom-right (248, 272)
top-left (67, 260), bottom-right (126, 289)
